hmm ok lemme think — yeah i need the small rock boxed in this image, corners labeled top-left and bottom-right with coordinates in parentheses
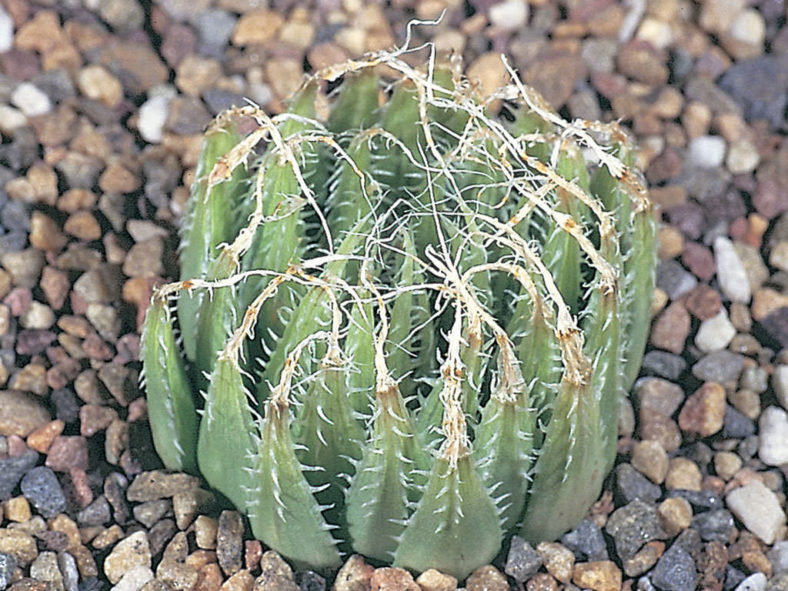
top-left (759, 406), bottom-right (788, 466)
top-left (77, 66), bottom-right (123, 109)
top-left (560, 520), bottom-right (607, 562)
top-left (126, 471), bottom-right (200, 502)
top-left (103, 531), bottom-right (151, 585)
top-left (0, 450), bottom-right (38, 501)
top-left (692, 509), bottom-right (735, 543)
top-left (19, 467), bottom-right (65, 518)
top-left (636, 379), bottom-right (684, 417)
top-left (714, 451), bottom-right (743, 481)
top-left (535, 542), bottom-right (574, 583)
top-left (687, 136), bottom-right (726, 169)
top-left (0, 530), bottom-right (37, 567)
top-left (489, 0), bottom-right (528, 31)
top-left (415, 569), bottom-right (456, 591)
top-left (370, 568), bottom-right (419, 591)
top-left (122, 238), bottom-right (164, 279)
top-left (137, 95), bottom-right (172, 144)
top-left (657, 497), bottom-right (692, 538)
top-left (0, 552), bottom-right (17, 590)
top-left (631, 440), bottom-right (669, 484)
top-left (4, 496), bottom-right (31, 522)
top-left (10, 83), bottom-right (52, 117)
top-left (714, 237), bottom-right (751, 304)
top-left (665, 458), bottom-right (702, 491)
top-left (217, 511), bottom-right (244, 577)
top-left (678, 382), bottom-right (726, 437)
top-left (651, 544), bottom-right (697, 591)
top-left (571, 561), bottom-right (621, 591)
top-left (656, 260), bottom-right (697, 301)
top-left (718, 55), bottom-right (788, 128)
top-left (639, 408), bottom-right (682, 453)
top-left (0, 391), bottom-right (51, 437)
top-left (232, 10), bottom-right (283, 46)
top-left (726, 480), bottom-right (786, 544)
top-left (735, 572), bottom-right (767, 591)
top-left (695, 310), bottom-right (736, 353)
top-left (111, 565), bottom-right (153, 591)
top-left (505, 536), bottom-right (542, 582)
top-left (30, 552), bottom-right (63, 591)
top-left (650, 302), bottom-right (690, 354)
top-left (195, 516), bottom-right (218, 550)
top-left (45, 436), bottom-right (89, 472)
top-left (173, 488), bottom-right (214, 530)
top-left (624, 541), bottom-right (664, 578)
top-left (605, 500), bottom-right (665, 561)
top-left (642, 351), bottom-right (686, 382)
top-left (334, 555), bottom-right (373, 591)
top-left (692, 350), bottom-right (746, 384)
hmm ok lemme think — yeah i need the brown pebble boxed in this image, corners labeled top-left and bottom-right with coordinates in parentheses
top-left (682, 242), bottom-right (716, 281)
top-left (4, 496), bottom-right (31, 522)
top-left (333, 555), bottom-right (373, 591)
top-left (624, 541), bottom-right (664, 577)
top-left (26, 419), bottom-right (65, 453)
top-left (222, 570), bottom-right (254, 591)
top-left (684, 285), bottom-right (722, 320)
top-left (678, 382), bottom-right (726, 437)
top-left (649, 301), bottom-right (690, 354)
top-left (536, 542), bottom-right (574, 584)
top-left (370, 568), bottom-right (419, 591)
top-left (657, 497), bottom-right (693, 537)
top-left (631, 440), bottom-right (669, 484)
top-left (64, 211), bottom-right (102, 241)
top-left (639, 408), bottom-right (682, 453)
top-left (525, 573), bottom-right (557, 591)
top-left (698, 541), bottom-right (728, 590)
top-left (79, 405), bottom-right (119, 437)
top-left (665, 457), bottom-right (702, 491)
top-left (30, 212), bottom-right (67, 252)
top-left (244, 540), bottom-right (261, 571)
top-left (415, 569), bottom-right (457, 591)
top-left (196, 563), bottom-right (223, 591)
top-left (45, 435), bottom-right (89, 472)
top-left (127, 471), bottom-right (200, 502)
top-left (572, 560), bottom-right (622, 591)
top-left (0, 390), bottom-right (51, 437)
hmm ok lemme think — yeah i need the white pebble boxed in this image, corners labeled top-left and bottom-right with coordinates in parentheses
top-left (10, 82), bottom-right (52, 117)
top-left (0, 4), bottom-right (13, 53)
top-left (0, 105), bottom-right (28, 133)
top-left (727, 9), bottom-right (765, 46)
top-left (687, 135), bottom-right (726, 168)
top-left (489, 0), bottom-right (529, 31)
top-left (137, 95), bottom-right (171, 144)
top-left (636, 17), bottom-right (673, 49)
top-left (726, 480), bottom-right (786, 545)
top-left (726, 139), bottom-right (760, 174)
top-left (759, 406), bottom-right (788, 467)
top-left (695, 309), bottom-right (736, 353)
top-left (773, 365), bottom-right (788, 411)
top-left (110, 566), bottom-right (153, 591)
top-left (713, 236), bottom-right (751, 304)
top-left (734, 572), bottom-right (767, 591)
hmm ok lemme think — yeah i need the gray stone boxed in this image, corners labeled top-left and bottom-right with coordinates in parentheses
top-left (0, 449), bottom-right (38, 501)
top-left (651, 544), bottom-right (697, 591)
top-left (504, 536), bottom-right (542, 582)
top-left (691, 509), bottom-right (734, 542)
top-left (616, 464), bottom-right (662, 504)
top-left (718, 55), bottom-right (788, 128)
top-left (606, 499), bottom-right (665, 561)
top-left (561, 519), bottom-right (608, 561)
top-left (30, 551), bottom-right (64, 591)
top-left (217, 510), bottom-right (244, 576)
top-left (20, 466), bottom-right (66, 518)
top-left (692, 350), bottom-right (746, 384)
top-left (0, 552), bottom-right (17, 591)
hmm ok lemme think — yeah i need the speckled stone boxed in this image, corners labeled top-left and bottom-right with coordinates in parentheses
top-left (217, 511), bottom-right (244, 577)
top-left (606, 500), bottom-right (665, 561)
top-left (19, 466), bottom-right (66, 518)
top-left (103, 531), bottom-right (151, 585)
top-left (370, 568), bottom-right (420, 591)
top-left (505, 536), bottom-right (543, 582)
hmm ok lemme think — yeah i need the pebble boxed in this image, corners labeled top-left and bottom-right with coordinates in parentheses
top-left (561, 520), bottom-right (608, 562)
top-left (631, 440), bottom-right (669, 484)
top-left (0, 391), bottom-right (51, 438)
top-left (605, 500), bottom-right (665, 561)
top-left (0, 529), bottom-right (37, 567)
top-left (735, 573), bottom-right (767, 591)
top-left (222, 570), bottom-right (254, 591)
top-left (718, 55), bottom-right (788, 128)
top-left (0, 4), bottom-right (11, 52)
top-left (505, 537), bottom-right (542, 582)
top-left (137, 95), bottom-right (172, 144)
top-left (726, 480), bottom-right (786, 544)
top-left (656, 497), bottom-right (692, 538)
top-left (535, 543), bottom-right (574, 584)
top-left (4, 496), bottom-right (31, 522)
top-left (692, 350), bottom-right (746, 384)
top-left (693, 509), bottom-right (735, 543)
top-left (650, 302), bottom-right (690, 354)
top-left (695, 309), bottom-right (736, 353)
top-left (616, 463), bottom-right (662, 504)
top-left (414, 570), bottom-right (456, 591)
top-left (217, 511), bottom-right (244, 577)
top-left (0, 552), bottom-right (17, 590)
top-left (665, 458), bottom-right (702, 491)
top-left (11, 83), bottom-right (52, 117)
top-left (687, 136), bottom-right (726, 169)
top-left (571, 561), bottom-right (621, 591)
top-left (30, 552), bottom-right (64, 591)
top-left (103, 531), bottom-right (151, 585)
top-left (0, 450), bottom-right (39, 501)
top-left (651, 543), bottom-right (698, 591)
top-left (639, 408), bottom-right (682, 453)
top-left (489, 0), bottom-right (528, 31)
top-left (714, 236), bottom-right (751, 304)
top-left (173, 489), bottom-right (214, 530)
top-left (642, 351), bottom-right (686, 381)
top-left (20, 467), bottom-right (66, 519)
top-left (677, 382), bottom-right (726, 437)
top-left (767, 541), bottom-right (788, 575)
top-left (714, 451), bottom-right (743, 481)
top-left (636, 379), bottom-right (684, 417)
top-left (77, 496), bottom-right (111, 527)
top-left (759, 406), bottom-right (788, 466)
top-left (369, 568), bottom-right (419, 591)
top-left (126, 471), bottom-right (200, 502)
top-left (110, 566), bottom-right (153, 591)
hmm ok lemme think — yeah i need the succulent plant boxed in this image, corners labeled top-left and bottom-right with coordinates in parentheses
top-left (141, 48), bottom-right (656, 579)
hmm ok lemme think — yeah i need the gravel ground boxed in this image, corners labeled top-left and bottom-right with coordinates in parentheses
top-left (0, 1), bottom-right (787, 590)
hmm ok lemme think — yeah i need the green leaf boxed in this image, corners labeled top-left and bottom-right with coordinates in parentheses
top-left (140, 297), bottom-right (198, 474)
top-left (248, 399), bottom-right (342, 569)
top-left (394, 454), bottom-right (501, 580)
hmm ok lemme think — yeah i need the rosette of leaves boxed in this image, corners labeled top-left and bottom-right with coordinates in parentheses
top-left (140, 48), bottom-right (656, 580)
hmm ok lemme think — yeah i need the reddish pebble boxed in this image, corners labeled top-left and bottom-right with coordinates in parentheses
top-left (244, 540), bottom-right (262, 572)
top-left (684, 284), bottom-right (722, 320)
top-left (650, 301), bottom-right (690, 354)
top-left (678, 382), bottom-right (726, 437)
top-left (681, 242), bottom-right (716, 282)
top-left (45, 435), bottom-right (89, 471)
